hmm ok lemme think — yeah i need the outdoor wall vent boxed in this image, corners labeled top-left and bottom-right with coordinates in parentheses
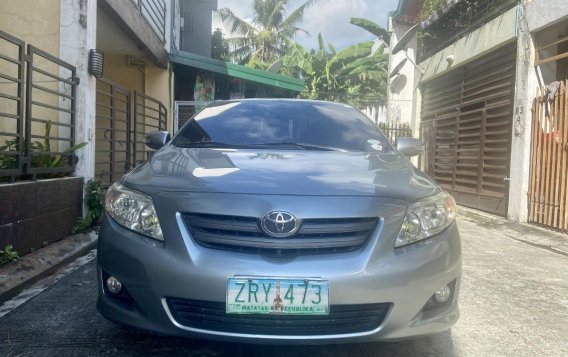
top-left (88, 49), bottom-right (104, 78)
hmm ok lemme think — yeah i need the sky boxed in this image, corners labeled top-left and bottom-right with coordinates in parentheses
top-left (214, 0), bottom-right (399, 50)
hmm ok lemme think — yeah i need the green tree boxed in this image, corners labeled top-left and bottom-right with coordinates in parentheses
top-left (211, 28), bottom-right (229, 60)
top-left (217, 0), bottom-right (316, 68)
top-left (280, 17), bottom-right (390, 107)
top-left (280, 33), bottom-right (388, 107)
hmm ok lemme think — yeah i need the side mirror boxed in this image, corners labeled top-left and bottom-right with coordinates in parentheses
top-left (145, 131), bottom-right (171, 150)
top-left (396, 137), bottom-right (423, 157)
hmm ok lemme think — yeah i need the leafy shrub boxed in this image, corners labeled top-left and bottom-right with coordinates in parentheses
top-left (417, 0), bottom-right (446, 22)
top-left (0, 120), bottom-right (87, 179)
top-left (72, 179), bottom-right (106, 234)
top-left (0, 245), bottom-right (19, 266)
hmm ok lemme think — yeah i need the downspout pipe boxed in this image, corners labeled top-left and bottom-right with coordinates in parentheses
top-left (127, 55), bottom-right (147, 94)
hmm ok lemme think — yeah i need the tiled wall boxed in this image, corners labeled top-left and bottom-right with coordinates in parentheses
top-left (0, 177), bottom-right (83, 255)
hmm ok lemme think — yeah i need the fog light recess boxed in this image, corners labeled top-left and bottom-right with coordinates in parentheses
top-left (106, 276), bottom-right (123, 294)
top-left (434, 285), bottom-right (451, 304)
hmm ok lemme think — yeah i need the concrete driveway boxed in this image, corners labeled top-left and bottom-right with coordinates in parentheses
top-left (0, 209), bottom-right (566, 356)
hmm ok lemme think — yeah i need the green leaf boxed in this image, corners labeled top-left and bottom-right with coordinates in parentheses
top-left (50, 154), bottom-right (63, 167)
top-left (328, 43), bottom-right (337, 56)
top-left (327, 41), bottom-right (374, 74)
top-left (350, 17), bottom-right (390, 43)
top-left (317, 33), bottom-right (325, 55)
top-left (66, 142), bottom-right (88, 152)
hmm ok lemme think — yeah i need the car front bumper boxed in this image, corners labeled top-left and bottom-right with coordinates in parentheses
top-left (97, 198), bottom-right (461, 344)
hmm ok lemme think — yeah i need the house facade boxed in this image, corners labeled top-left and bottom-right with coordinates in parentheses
top-left (388, 0), bottom-right (568, 230)
top-left (170, 0), bottom-right (304, 133)
top-left (0, 0), bottom-right (179, 182)
top-left (0, 0), bottom-right (179, 253)
top-left (0, 0), bottom-right (304, 255)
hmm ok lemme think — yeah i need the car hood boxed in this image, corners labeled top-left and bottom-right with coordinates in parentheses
top-left (122, 146), bottom-right (440, 202)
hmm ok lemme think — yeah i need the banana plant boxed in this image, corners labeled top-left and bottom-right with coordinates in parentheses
top-left (280, 33), bottom-right (388, 107)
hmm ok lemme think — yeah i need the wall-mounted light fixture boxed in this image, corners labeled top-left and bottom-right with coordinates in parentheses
top-left (88, 49), bottom-right (104, 78)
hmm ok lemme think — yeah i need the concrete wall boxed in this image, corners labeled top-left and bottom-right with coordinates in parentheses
top-left (0, 178), bottom-right (83, 255)
top-left (59, 0), bottom-right (98, 180)
top-left (98, 0), bottom-right (168, 67)
top-left (103, 54), bottom-right (145, 92)
top-left (526, 0), bottom-right (568, 32)
top-left (507, 2), bottom-right (568, 222)
top-left (387, 18), bottom-right (418, 126)
top-left (418, 7), bottom-right (518, 82)
top-left (147, 63), bottom-right (171, 110)
top-left (147, 63), bottom-right (173, 133)
top-left (0, 0), bottom-right (63, 145)
top-left (506, 3), bottom-right (536, 223)
top-left (0, 0), bottom-right (60, 53)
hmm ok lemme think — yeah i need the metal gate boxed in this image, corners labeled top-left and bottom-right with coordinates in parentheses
top-left (1, 29), bottom-right (79, 181)
top-left (174, 101), bottom-right (210, 133)
top-left (528, 80), bottom-right (568, 231)
top-left (420, 43), bottom-right (517, 216)
top-left (95, 79), bottom-right (131, 184)
top-left (95, 80), bottom-right (167, 184)
top-left (133, 91), bottom-right (167, 166)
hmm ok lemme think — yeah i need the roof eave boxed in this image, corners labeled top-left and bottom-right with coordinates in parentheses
top-left (169, 50), bottom-right (305, 92)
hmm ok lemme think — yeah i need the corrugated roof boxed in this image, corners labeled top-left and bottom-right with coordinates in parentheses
top-left (169, 50), bottom-right (305, 92)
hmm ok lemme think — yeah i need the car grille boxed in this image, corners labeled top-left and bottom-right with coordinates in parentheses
top-left (166, 298), bottom-right (391, 336)
top-left (181, 213), bottom-right (379, 255)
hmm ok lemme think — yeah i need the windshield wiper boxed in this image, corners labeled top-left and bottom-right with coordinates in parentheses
top-left (174, 141), bottom-right (241, 148)
top-left (251, 141), bottom-right (341, 151)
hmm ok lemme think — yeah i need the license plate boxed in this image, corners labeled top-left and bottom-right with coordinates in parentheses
top-left (226, 277), bottom-right (329, 315)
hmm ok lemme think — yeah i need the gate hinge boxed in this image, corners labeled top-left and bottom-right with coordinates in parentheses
top-left (70, 76), bottom-right (80, 85)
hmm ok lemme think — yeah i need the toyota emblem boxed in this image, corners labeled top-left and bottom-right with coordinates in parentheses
top-left (261, 211), bottom-right (299, 238)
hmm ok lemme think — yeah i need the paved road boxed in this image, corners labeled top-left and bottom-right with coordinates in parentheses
top-left (1, 211), bottom-right (567, 356)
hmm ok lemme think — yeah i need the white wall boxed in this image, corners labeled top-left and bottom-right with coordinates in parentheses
top-left (418, 7), bottom-right (518, 82)
top-left (387, 18), bottom-right (417, 125)
top-left (508, 1), bottom-right (568, 222)
top-left (526, 0), bottom-right (568, 32)
top-left (59, 0), bottom-right (98, 180)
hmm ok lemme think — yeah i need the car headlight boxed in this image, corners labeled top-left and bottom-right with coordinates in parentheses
top-left (395, 191), bottom-right (456, 247)
top-left (105, 183), bottom-right (163, 241)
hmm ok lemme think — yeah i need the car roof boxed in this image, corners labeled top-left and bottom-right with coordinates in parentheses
top-left (211, 98), bottom-right (355, 108)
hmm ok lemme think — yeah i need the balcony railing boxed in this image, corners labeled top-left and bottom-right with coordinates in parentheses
top-left (1, 29), bottom-right (80, 182)
top-left (131, 0), bottom-right (167, 43)
top-left (417, 0), bottom-right (518, 62)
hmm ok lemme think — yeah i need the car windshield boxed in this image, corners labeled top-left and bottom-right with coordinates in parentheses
top-left (171, 100), bottom-right (390, 152)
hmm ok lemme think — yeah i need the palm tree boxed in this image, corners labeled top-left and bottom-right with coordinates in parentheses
top-left (217, 0), bottom-right (316, 68)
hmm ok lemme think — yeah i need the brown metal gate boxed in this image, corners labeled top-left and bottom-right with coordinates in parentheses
top-left (1, 29), bottom-right (80, 182)
top-left (133, 91), bottom-right (168, 167)
top-left (95, 80), bottom-right (167, 184)
top-left (420, 43), bottom-right (517, 216)
top-left (95, 79), bottom-right (131, 184)
top-left (528, 80), bottom-right (568, 230)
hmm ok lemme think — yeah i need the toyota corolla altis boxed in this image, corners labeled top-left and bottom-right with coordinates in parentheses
top-left (97, 99), bottom-right (461, 343)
